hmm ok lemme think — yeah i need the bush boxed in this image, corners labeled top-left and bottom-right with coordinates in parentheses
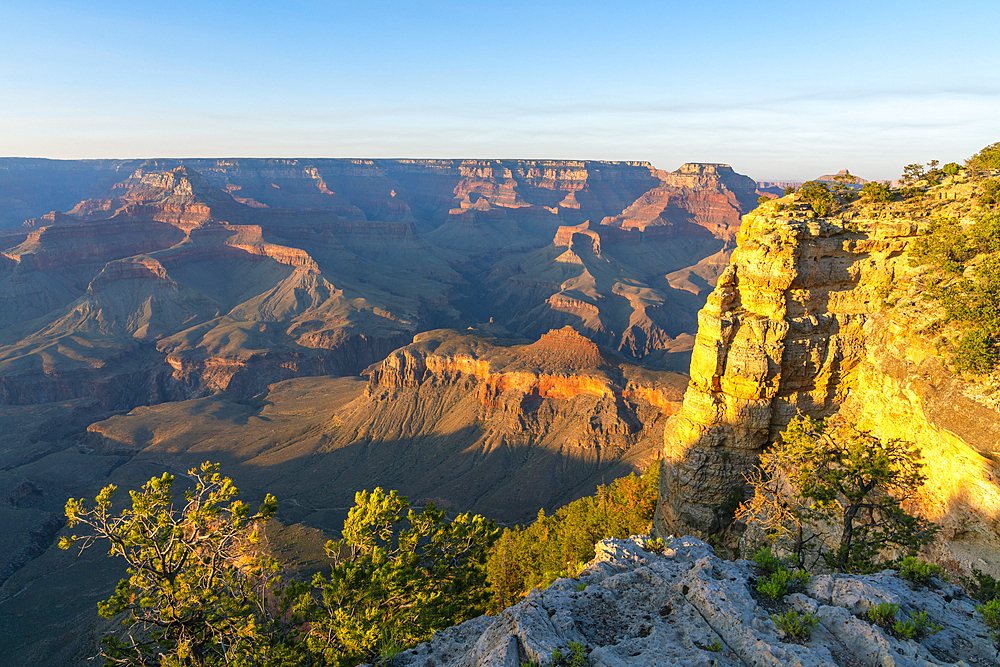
top-left (969, 142), bottom-right (1000, 171)
top-left (772, 610), bottom-right (818, 642)
top-left (898, 557), bottom-right (944, 585)
top-left (301, 488), bottom-right (498, 665)
top-left (943, 162), bottom-right (962, 176)
top-left (486, 463), bottom-right (659, 612)
top-left (552, 641), bottom-right (589, 667)
top-left (893, 611), bottom-right (942, 640)
top-left (753, 547), bottom-right (783, 575)
top-left (977, 598), bottom-right (1000, 645)
top-left (798, 181), bottom-right (836, 216)
top-left (861, 182), bottom-right (893, 203)
top-left (758, 568), bottom-right (810, 600)
top-left (965, 568), bottom-right (1000, 602)
top-left (59, 464), bottom-right (289, 667)
top-left (980, 180), bottom-right (1000, 207)
top-left (738, 415), bottom-right (935, 574)
top-left (867, 602), bottom-right (900, 630)
top-left (955, 327), bottom-right (998, 375)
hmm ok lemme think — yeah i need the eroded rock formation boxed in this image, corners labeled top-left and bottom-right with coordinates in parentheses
top-left (399, 536), bottom-right (992, 666)
top-left (656, 175), bottom-right (1000, 575)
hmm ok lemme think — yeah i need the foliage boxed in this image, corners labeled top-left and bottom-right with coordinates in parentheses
top-left (298, 487), bottom-right (498, 666)
top-left (752, 547), bottom-right (783, 575)
top-left (964, 568), bottom-right (1000, 602)
top-left (910, 217), bottom-right (973, 274)
top-left (860, 181), bottom-right (893, 203)
top-left (772, 610), bottom-right (818, 642)
top-left (59, 463), bottom-right (291, 667)
top-left (64, 466), bottom-right (504, 667)
top-left (868, 603), bottom-right (941, 640)
top-left (910, 214), bottom-right (1000, 373)
top-left (798, 181), bottom-right (836, 216)
top-left (969, 142), bottom-right (1000, 171)
top-left (942, 162), bottom-right (962, 176)
top-left (551, 641), bottom-right (589, 667)
top-left (737, 415), bottom-right (935, 573)
top-left (902, 163), bottom-right (926, 185)
top-left (897, 556), bottom-right (944, 585)
top-left (784, 185), bottom-right (797, 196)
top-left (955, 328), bottom-right (998, 374)
top-left (977, 598), bottom-right (1000, 646)
top-left (893, 611), bottom-right (941, 640)
top-left (833, 172), bottom-right (858, 188)
top-left (757, 567), bottom-right (810, 600)
top-left (486, 463), bottom-right (659, 613)
top-left (867, 602), bottom-right (900, 630)
top-left (704, 639), bottom-right (722, 652)
top-left (980, 180), bottom-right (1000, 207)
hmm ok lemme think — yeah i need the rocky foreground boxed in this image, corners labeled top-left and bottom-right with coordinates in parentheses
top-left (399, 537), bottom-right (996, 667)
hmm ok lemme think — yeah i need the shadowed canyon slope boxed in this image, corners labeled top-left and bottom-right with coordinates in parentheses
top-left (656, 168), bottom-right (1000, 577)
top-left (0, 329), bottom-right (687, 665)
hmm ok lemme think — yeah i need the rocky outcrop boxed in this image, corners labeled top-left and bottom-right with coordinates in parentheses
top-left (399, 536), bottom-right (994, 666)
top-left (655, 177), bottom-right (1000, 575)
top-left (601, 163), bottom-right (759, 240)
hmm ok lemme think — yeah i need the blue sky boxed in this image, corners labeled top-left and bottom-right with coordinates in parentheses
top-left (1, 0), bottom-right (997, 180)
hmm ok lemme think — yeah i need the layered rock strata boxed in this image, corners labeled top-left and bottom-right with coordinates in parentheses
top-left (398, 536), bottom-right (992, 666)
top-left (655, 180), bottom-right (1000, 574)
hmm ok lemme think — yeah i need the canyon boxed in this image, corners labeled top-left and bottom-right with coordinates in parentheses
top-left (0, 156), bottom-right (759, 664)
top-left (4, 153), bottom-right (999, 665)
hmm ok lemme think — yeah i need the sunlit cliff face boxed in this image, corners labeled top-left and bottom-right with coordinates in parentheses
top-left (657, 174), bottom-right (1000, 575)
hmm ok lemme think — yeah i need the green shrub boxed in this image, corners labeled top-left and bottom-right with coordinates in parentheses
top-left (955, 328), bottom-right (997, 375)
top-left (977, 598), bottom-right (1000, 645)
top-left (909, 213), bottom-right (1000, 374)
top-left (798, 181), bottom-right (836, 216)
top-left (486, 462), bottom-right (659, 612)
top-left (980, 180), bottom-right (1000, 207)
top-left (552, 641), bottom-right (589, 667)
top-left (772, 610), bottom-right (819, 642)
top-left (898, 556), bottom-right (944, 585)
top-left (758, 568), bottom-right (811, 600)
top-left (893, 611), bottom-right (942, 640)
top-left (753, 547), bottom-right (783, 575)
top-left (867, 602), bottom-right (900, 630)
top-left (943, 162), bottom-right (962, 176)
top-left (910, 217), bottom-right (972, 274)
top-left (861, 181), bottom-right (893, 203)
top-left (965, 568), bottom-right (1000, 602)
top-left (705, 639), bottom-right (722, 652)
top-left (969, 142), bottom-right (1000, 171)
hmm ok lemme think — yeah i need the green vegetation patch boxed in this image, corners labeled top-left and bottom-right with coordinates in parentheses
top-left (910, 213), bottom-right (1000, 374)
top-left (969, 142), bottom-right (1000, 171)
top-left (486, 462), bottom-right (659, 612)
top-left (772, 610), bottom-right (819, 642)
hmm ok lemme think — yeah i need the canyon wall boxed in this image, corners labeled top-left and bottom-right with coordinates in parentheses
top-left (655, 177), bottom-right (1000, 574)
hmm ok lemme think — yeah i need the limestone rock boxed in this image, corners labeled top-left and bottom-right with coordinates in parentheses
top-left (397, 536), bottom-right (994, 667)
top-left (655, 180), bottom-right (1000, 574)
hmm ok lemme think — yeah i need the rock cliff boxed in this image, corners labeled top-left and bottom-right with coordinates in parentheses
top-left (399, 535), bottom-right (994, 666)
top-left (656, 172), bottom-right (1000, 575)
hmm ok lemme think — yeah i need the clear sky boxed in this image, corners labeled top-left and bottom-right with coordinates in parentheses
top-left (1, 0), bottom-right (998, 181)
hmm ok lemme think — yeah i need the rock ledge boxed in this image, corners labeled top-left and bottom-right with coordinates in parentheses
top-left (398, 536), bottom-right (994, 666)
